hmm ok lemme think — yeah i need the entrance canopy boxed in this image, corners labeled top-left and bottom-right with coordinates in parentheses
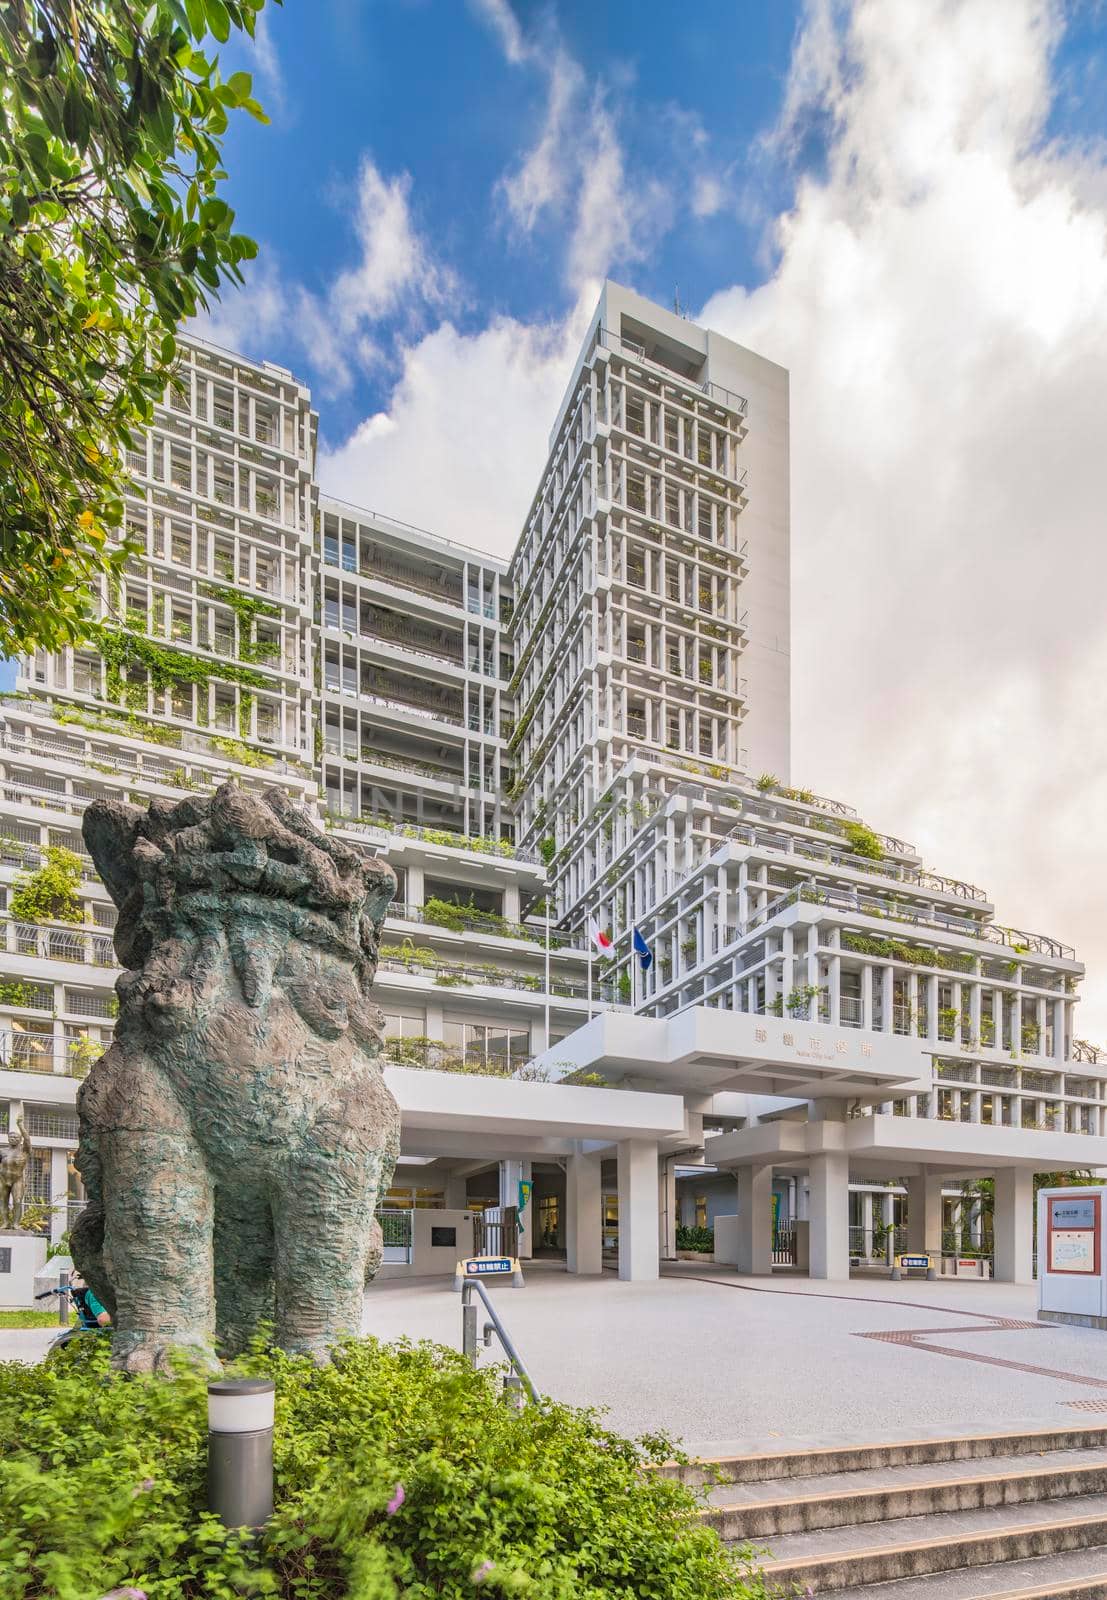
top-left (708, 1111), bottom-right (1107, 1180)
top-left (384, 1065), bottom-right (686, 1160)
top-left (531, 1008), bottom-right (928, 1100)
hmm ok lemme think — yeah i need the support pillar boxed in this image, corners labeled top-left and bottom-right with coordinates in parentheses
top-left (735, 1164), bottom-right (774, 1275)
top-left (617, 1140), bottom-right (659, 1282)
top-left (862, 1190), bottom-right (874, 1260)
top-left (499, 1159), bottom-right (532, 1259)
top-left (994, 1168), bottom-right (1035, 1284)
top-left (808, 1152), bottom-right (850, 1280)
top-left (906, 1172), bottom-right (943, 1256)
top-left (883, 1190), bottom-right (896, 1263)
top-left (565, 1151), bottom-right (603, 1275)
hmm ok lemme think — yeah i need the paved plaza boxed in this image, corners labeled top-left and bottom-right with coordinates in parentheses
top-left (362, 1264), bottom-right (1107, 1452)
top-left (6, 1264), bottom-right (1107, 1453)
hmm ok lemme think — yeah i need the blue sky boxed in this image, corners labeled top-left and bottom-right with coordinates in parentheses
top-left (196, 0), bottom-right (1107, 1041)
top-left (211, 0), bottom-right (805, 442)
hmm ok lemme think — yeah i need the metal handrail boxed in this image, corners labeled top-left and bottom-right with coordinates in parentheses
top-left (460, 1278), bottom-right (543, 1409)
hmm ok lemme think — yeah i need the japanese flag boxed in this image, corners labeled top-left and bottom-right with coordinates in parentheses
top-left (589, 919), bottom-right (614, 953)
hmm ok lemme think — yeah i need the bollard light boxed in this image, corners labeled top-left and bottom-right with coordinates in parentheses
top-left (57, 1269), bottom-right (70, 1326)
top-left (206, 1378), bottom-right (275, 1532)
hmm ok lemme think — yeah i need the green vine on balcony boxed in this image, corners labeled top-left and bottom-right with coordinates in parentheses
top-left (207, 735), bottom-right (273, 770)
top-left (99, 628), bottom-right (270, 704)
top-left (9, 847), bottom-right (83, 925)
top-left (52, 705), bottom-right (182, 749)
top-left (842, 932), bottom-right (976, 973)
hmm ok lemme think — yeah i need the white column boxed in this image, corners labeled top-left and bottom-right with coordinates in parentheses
top-left (1053, 998), bottom-right (1066, 1063)
top-left (883, 1190), bottom-right (896, 1262)
top-left (781, 926), bottom-right (795, 1002)
top-left (808, 1151), bottom-right (850, 1280)
top-left (735, 1164), bottom-right (774, 1275)
top-left (565, 1151), bottom-right (603, 1275)
top-left (882, 964), bottom-right (895, 1032)
top-left (406, 862), bottom-right (425, 909)
top-left (994, 1167), bottom-right (1035, 1283)
top-left (861, 963), bottom-right (874, 1030)
top-left (906, 1171), bottom-right (943, 1255)
top-left (617, 1140), bottom-right (659, 1282)
top-left (862, 1190), bottom-right (874, 1259)
top-left (829, 945), bottom-right (842, 1026)
top-left (499, 1159), bottom-right (533, 1259)
top-left (50, 1147), bottom-right (70, 1242)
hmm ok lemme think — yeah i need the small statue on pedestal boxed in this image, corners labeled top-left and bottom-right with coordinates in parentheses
top-left (0, 1118), bottom-right (32, 1229)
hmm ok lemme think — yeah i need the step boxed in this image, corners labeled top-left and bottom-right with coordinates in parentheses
top-left (829, 1543), bottom-right (1107, 1600)
top-left (760, 1495), bottom-right (1107, 1593)
top-left (664, 1423), bottom-right (1107, 1487)
top-left (705, 1457), bottom-right (1107, 1540)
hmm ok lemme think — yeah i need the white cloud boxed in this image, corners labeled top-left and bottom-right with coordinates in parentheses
top-left (484, 12), bottom-right (665, 293)
top-left (499, 51), bottom-right (583, 231)
top-left (318, 299), bottom-right (594, 555)
top-left (469, 0), bottom-right (529, 65)
top-left (700, 0), bottom-right (1107, 1038)
top-left (192, 157), bottom-right (456, 397)
top-left (331, 159), bottom-right (454, 331)
top-left (691, 172), bottom-right (726, 219)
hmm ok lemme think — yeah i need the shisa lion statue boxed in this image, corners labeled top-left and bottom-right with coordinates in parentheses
top-left (71, 783), bottom-right (399, 1372)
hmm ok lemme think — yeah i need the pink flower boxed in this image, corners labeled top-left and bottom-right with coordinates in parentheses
top-left (132, 1478), bottom-right (155, 1496)
top-left (101, 1590), bottom-right (147, 1599)
top-left (471, 1561), bottom-right (495, 1584)
top-left (386, 1483), bottom-right (405, 1516)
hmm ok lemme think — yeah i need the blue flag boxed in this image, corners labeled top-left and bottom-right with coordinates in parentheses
top-left (632, 928), bottom-right (653, 971)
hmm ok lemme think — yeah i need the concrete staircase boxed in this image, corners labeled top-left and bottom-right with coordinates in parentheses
top-left (669, 1424), bottom-right (1107, 1598)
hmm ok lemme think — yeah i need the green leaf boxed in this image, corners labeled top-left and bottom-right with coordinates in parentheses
top-left (62, 81), bottom-right (91, 152)
top-left (9, 191), bottom-right (29, 228)
top-left (205, 0), bottom-right (232, 42)
top-left (184, 0), bottom-right (207, 35)
top-left (226, 70), bottom-right (252, 103)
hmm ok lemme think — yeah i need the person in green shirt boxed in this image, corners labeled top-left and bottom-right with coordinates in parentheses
top-left (70, 1273), bottom-right (111, 1330)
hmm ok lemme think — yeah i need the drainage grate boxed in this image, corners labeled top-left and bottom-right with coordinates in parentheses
top-left (1061, 1399), bottom-right (1107, 1412)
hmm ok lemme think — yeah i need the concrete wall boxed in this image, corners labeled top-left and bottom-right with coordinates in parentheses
top-left (376, 1208), bottom-right (474, 1280)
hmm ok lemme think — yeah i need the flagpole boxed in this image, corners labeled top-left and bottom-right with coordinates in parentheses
top-left (587, 937), bottom-right (594, 1021)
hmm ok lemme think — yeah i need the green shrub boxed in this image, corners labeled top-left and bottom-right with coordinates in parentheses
top-left (9, 846), bottom-right (83, 925)
top-left (675, 1226), bottom-right (715, 1253)
top-left (0, 1337), bottom-right (770, 1600)
top-left (842, 821), bottom-right (883, 861)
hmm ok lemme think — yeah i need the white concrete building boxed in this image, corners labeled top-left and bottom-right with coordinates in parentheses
top-left (1, 283), bottom-right (1100, 1294)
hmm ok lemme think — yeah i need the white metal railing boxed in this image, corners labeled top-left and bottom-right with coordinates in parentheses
top-left (7, 922), bottom-right (115, 967)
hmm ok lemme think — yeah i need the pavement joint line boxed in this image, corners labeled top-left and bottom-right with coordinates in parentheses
top-left (662, 1269), bottom-right (1049, 1323)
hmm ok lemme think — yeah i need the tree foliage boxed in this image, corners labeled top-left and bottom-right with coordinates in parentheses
top-left (0, 0), bottom-right (276, 657)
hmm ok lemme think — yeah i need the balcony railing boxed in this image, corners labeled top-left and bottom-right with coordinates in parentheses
top-left (6, 922), bottom-right (116, 967)
top-left (386, 903), bottom-right (575, 950)
top-left (377, 954), bottom-right (608, 1002)
top-left (357, 563), bottom-right (465, 609)
top-left (746, 881), bottom-right (1074, 961)
top-left (593, 326), bottom-right (750, 417)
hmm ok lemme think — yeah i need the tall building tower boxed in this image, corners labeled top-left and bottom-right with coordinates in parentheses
top-left (508, 282), bottom-right (790, 948)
